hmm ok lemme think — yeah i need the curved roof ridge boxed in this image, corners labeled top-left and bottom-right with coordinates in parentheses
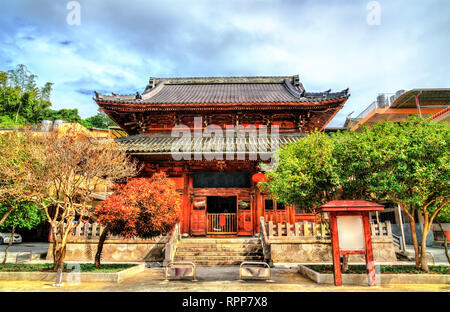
top-left (152, 75), bottom-right (298, 85)
top-left (283, 79), bottom-right (305, 98)
top-left (142, 81), bottom-right (165, 99)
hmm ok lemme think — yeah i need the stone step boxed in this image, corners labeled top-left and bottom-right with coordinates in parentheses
top-left (174, 237), bottom-right (264, 266)
top-left (180, 260), bottom-right (262, 266)
top-left (176, 246), bottom-right (262, 252)
top-left (175, 251), bottom-right (262, 257)
top-left (180, 238), bottom-right (260, 244)
top-left (174, 255), bottom-right (263, 261)
top-left (176, 243), bottom-right (262, 249)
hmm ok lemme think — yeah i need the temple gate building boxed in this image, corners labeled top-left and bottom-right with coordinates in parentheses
top-left (94, 75), bottom-right (350, 237)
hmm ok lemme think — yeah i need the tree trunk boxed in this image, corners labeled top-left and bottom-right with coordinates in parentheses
top-left (2, 225), bottom-right (15, 265)
top-left (0, 206), bottom-right (15, 228)
top-left (51, 222), bottom-right (76, 272)
top-left (95, 225), bottom-right (109, 268)
top-left (408, 218), bottom-right (421, 269)
top-left (419, 223), bottom-right (429, 272)
top-left (436, 220), bottom-right (450, 264)
top-left (53, 243), bottom-right (67, 272)
top-left (342, 255), bottom-right (349, 273)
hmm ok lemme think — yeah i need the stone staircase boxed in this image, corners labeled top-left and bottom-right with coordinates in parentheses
top-left (173, 237), bottom-right (264, 266)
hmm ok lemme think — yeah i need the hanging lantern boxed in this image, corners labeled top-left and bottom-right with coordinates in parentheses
top-left (252, 172), bottom-right (267, 183)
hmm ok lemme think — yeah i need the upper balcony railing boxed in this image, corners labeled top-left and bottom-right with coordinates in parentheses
top-left (355, 93), bottom-right (396, 120)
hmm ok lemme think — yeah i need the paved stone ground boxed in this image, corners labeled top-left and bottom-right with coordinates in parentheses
top-left (1, 242), bottom-right (449, 264)
top-left (405, 245), bottom-right (449, 264)
top-left (0, 242), bottom-right (448, 292)
top-left (0, 266), bottom-right (448, 292)
top-left (0, 242), bottom-right (49, 261)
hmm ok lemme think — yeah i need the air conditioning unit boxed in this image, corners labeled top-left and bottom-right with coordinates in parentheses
top-left (377, 94), bottom-right (387, 108)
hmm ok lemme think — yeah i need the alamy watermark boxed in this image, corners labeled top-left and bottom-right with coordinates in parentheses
top-left (366, 1), bottom-right (381, 26)
top-left (170, 117), bottom-right (280, 170)
top-left (53, 262), bottom-right (81, 287)
top-left (66, 1), bottom-right (81, 26)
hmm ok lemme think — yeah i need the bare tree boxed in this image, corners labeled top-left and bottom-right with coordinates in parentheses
top-left (23, 127), bottom-right (138, 271)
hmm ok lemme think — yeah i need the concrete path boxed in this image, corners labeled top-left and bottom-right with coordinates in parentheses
top-left (0, 242), bottom-right (49, 262)
top-left (404, 245), bottom-right (449, 264)
top-left (0, 266), bottom-right (448, 292)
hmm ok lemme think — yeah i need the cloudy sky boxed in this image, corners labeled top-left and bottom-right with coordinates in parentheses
top-left (1, 0), bottom-right (449, 126)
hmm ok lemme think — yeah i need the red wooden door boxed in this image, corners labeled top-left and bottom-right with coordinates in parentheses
top-left (237, 197), bottom-right (253, 236)
top-left (191, 197), bottom-right (206, 236)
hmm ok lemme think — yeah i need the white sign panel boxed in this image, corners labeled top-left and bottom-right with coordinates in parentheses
top-left (336, 215), bottom-right (365, 251)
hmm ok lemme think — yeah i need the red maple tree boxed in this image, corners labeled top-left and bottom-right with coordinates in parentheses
top-left (94, 173), bottom-right (181, 267)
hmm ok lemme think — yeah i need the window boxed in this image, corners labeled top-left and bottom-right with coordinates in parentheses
top-left (276, 202), bottom-right (285, 210)
top-left (264, 199), bottom-right (273, 210)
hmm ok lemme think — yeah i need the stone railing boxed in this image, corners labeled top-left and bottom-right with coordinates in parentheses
top-left (266, 220), bottom-right (396, 263)
top-left (265, 220), bottom-right (393, 238)
top-left (266, 220), bottom-right (329, 238)
top-left (50, 222), bottom-right (166, 242)
top-left (371, 221), bottom-right (392, 237)
top-left (49, 222), bottom-right (118, 241)
top-left (163, 222), bottom-right (181, 266)
top-left (48, 222), bottom-right (171, 263)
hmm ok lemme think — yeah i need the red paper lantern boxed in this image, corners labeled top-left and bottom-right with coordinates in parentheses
top-left (251, 173), bottom-right (267, 183)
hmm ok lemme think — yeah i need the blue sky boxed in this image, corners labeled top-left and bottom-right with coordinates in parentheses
top-left (1, 0), bottom-right (449, 126)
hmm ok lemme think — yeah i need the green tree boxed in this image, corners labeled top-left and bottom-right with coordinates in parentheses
top-left (263, 117), bottom-right (449, 272)
top-left (0, 201), bottom-right (46, 264)
top-left (0, 132), bottom-right (42, 228)
top-left (41, 108), bottom-right (82, 123)
top-left (261, 131), bottom-right (340, 211)
top-left (354, 118), bottom-right (449, 271)
top-left (0, 64), bottom-right (52, 125)
top-left (80, 113), bottom-right (116, 129)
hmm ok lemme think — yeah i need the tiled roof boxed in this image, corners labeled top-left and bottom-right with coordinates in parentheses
top-left (116, 133), bottom-right (304, 155)
top-left (94, 75), bottom-right (349, 105)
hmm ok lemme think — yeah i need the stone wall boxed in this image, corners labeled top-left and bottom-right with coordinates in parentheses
top-left (269, 236), bottom-right (397, 263)
top-left (46, 236), bottom-right (168, 262)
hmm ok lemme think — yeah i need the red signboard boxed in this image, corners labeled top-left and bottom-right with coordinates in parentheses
top-left (317, 200), bottom-right (384, 287)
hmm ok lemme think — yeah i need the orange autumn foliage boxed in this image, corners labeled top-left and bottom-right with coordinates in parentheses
top-left (96, 173), bottom-right (181, 238)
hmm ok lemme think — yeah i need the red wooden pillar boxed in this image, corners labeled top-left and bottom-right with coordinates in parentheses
top-left (362, 211), bottom-right (376, 286)
top-left (255, 188), bottom-right (263, 233)
top-left (289, 205), bottom-right (296, 224)
top-left (181, 173), bottom-right (191, 234)
top-left (329, 212), bottom-right (342, 286)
